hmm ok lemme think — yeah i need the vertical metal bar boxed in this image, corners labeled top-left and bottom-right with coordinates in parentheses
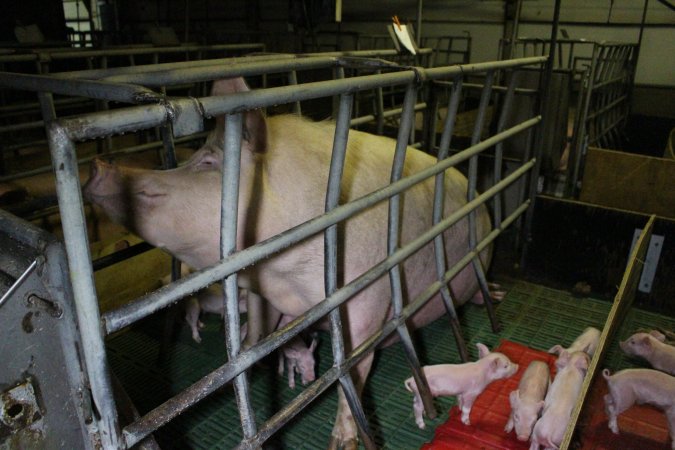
top-left (467, 69), bottom-right (500, 332)
top-left (522, 0), bottom-right (561, 259)
top-left (220, 113), bottom-right (257, 440)
top-left (47, 123), bottom-right (122, 449)
top-left (324, 93), bottom-right (376, 450)
top-left (570, 44), bottom-right (598, 196)
top-left (287, 70), bottom-right (301, 115)
top-left (387, 83), bottom-right (437, 420)
top-left (375, 69), bottom-right (385, 135)
top-left (431, 75), bottom-right (469, 362)
top-left (493, 70), bottom-right (519, 229)
top-left (160, 124), bottom-right (178, 170)
top-left (416, 0), bottom-right (423, 44)
top-left (331, 66), bottom-right (345, 120)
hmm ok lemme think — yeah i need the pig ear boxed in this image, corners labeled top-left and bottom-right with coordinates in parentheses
top-left (556, 350), bottom-right (570, 369)
top-left (640, 336), bottom-right (653, 347)
top-left (649, 330), bottom-right (666, 342)
top-left (575, 354), bottom-right (590, 372)
top-left (191, 149), bottom-right (221, 171)
top-left (476, 343), bottom-right (490, 359)
top-left (309, 337), bottom-right (318, 352)
top-left (211, 77), bottom-right (268, 155)
top-left (548, 344), bottom-right (563, 355)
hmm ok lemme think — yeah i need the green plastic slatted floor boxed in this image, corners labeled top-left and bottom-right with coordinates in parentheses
top-left (107, 280), bottom-right (675, 449)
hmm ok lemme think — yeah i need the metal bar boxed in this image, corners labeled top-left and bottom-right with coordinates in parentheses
top-left (0, 72), bottom-right (161, 104)
top-left (493, 71), bottom-right (520, 229)
top-left (387, 83), bottom-right (437, 421)
top-left (47, 121), bottom-right (122, 449)
top-left (0, 260), bottom-right (38, 309)
top-left (122, 159), bottom-right (536, 448)
top-left (322, 92), bottom-right (376, 449)
top-left (559, 215), bottom-right (655, 450)
top-left (467, 69), bottom-right (500, 332)
top-left (220, 113), bottom-right (257, 441)
top-left (103, 117), bottom-right (540, 335)
top-left (349, 102), bottom-right (426, 127)
top-left (431, 75), bottom-right (469, 362)
top-left (287, 70), bottom-right (302, 115)
top-left (0, 132), bottom-right (208, 183)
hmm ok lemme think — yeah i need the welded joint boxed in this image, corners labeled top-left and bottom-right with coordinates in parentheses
top-left (164, 97), bottom-right (205, 138)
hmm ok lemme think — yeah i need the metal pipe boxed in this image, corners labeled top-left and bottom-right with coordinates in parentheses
top-left (467, 69), bottom-right (500, 332)
top-left (387, 83), bottom-right (437, 421)
top-left (0, 131), bottom-right (208, 184)
top-left (0, 260), bottom-right (38, 309)
top-left (220, 113), bottom-right (257, 440)
top-left (431, 75), bottom-right (468, 361)
top-left (0, 72), bottom-right (161, 104)
top-left (493, 71), bottom-right (520, 229)
top-left (103, 115), bottom-right (540, 334)
top-left (47, 121), bottom-right (122, 449)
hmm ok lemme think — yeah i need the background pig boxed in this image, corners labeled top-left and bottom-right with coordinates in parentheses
top-left (603, 368), bottom-right (675, 449)
top-left (530, 351), bottom-right (589, 450)
top-left (548, 327), bottom-right (601, 357)
top-left (620, 330), bottom-right (675, 375)
top-left (505, 360), bottom-right (550, 441)
top-left (404, 343), bottom-right (518, 428)
top-left (83, 77), bottom-right (493, 448)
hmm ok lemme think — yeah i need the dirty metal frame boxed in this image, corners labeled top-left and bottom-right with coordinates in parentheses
top-left (498, 36), bottom-right (638, 200)
top-left (0, 43), bottom-right (265, 179)
top-left (568, 42), bottom-right (637, 197)
top-left (35, 55), bottom-right (545, 448)
top-left (0, 49), bottom-right (432, 183)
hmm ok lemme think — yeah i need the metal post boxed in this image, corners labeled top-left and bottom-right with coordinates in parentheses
top-left (221, 113), bottom-right (257, 440)
top-left (431, 76), bottom-right (469, 362)
top-left (467, 70), bottom-right (500, 332)
top-left (387, 83), bottom-right (437, 420)
top-left (324, 92), bottom-right (376, 450)
top-left (47, 122), bottom-right (122, 449)
top-left (521, 0), bottom-right (561, 265)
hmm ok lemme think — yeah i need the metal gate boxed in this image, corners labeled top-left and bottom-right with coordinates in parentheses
top-left (0, 53), bottom-right (545, 448)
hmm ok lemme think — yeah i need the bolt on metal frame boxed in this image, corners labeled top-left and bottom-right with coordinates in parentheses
top-left (4, 54), bottom-right (544, 448)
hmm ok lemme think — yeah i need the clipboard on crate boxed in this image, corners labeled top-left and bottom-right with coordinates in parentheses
top-left (387, 15), bottom-right (420, 55)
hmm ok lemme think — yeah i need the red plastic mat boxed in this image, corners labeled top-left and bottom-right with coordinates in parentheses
top-left (421, 340), bottom-right (558, 450)
top-left (579, 374), bottom-right (671, 450)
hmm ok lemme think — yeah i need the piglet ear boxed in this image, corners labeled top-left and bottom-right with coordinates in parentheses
top-left (649, 330), bottom-right (666, 342)
top-left (210, 77), bottom-right (268, 155)
top-left (309, 337), bottom-right (318, 352)
top-left (476, 343), bottom-right (490, 359)
top-left (536, 400), bottom-right (545, 413)
top-left (640, 336), bottom-right (653, 347)
top-left (556, 350), bottom-right (570, 369)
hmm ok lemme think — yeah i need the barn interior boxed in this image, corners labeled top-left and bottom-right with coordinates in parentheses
top-left (0, 1), bottom-right (674, 449)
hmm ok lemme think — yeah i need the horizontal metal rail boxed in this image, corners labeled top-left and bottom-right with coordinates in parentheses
top-left (0, 72), bottom-right (161, 104)
top-left (0, 43), bottom-right (265, 65)
top-left (0, 132), bottom-right (208, 183)
top-left (103, 115), bottom-right (540, 335)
